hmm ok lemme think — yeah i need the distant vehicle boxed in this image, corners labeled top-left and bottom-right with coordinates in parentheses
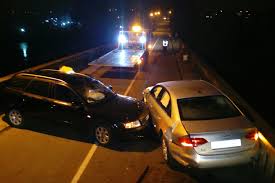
top-left (0, 68), bottom-right (149, 145)
top-left (143, 80), bottom-right (259, 168)
top-left (118, 30), bottom-right (147, 50)
top-left (89, 25), bottom-right (149, 70)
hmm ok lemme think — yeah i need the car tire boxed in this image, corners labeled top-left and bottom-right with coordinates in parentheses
top-left (162, 136), bottom-right (178, 168)
top-left (7, 109), bottom-right (25, 128)
top-left (94, 124), bottom-right (112, 146)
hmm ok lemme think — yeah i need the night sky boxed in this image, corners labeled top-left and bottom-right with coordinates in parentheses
top-left (3, 0), bottom-right (273, 15)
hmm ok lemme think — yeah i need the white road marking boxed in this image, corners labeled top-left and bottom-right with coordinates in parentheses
top-left (124, 73), bottom-right (139, 95)
top-left (152, 38), bottom-right (159, 51)
top-left (70, 57), bottom-right (147, 182)
top-left (124, 38), bottom-right (159, 96)
top-left (70, 144), bottom-right (98, 183)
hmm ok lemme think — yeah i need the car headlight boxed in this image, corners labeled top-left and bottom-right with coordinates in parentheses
top-left (123, 120), bottom-right (141, 129)
top-left (139, 36), bottom-right (146, 44)
top-left (118, 34), bottom-right (127, 44)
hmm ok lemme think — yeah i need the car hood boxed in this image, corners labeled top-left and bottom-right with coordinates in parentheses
top-left (87, 94), bottom-right (145, 122)
top-left (182, 116), bottom-right (254, 134)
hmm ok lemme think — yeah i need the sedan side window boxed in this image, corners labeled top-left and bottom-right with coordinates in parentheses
top-left (54, 85), bottom-right (80, 104)
top-left (151, 86), bottom-right (162, 99)
top-left (160, 91), bottom-right (170, 107)
top-left (159, 91), bottom-right (171, 116)
top-left (25, 79), bottom-right (49, 97)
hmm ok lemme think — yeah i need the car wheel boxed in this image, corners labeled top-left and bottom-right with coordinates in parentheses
top-left (94, 125), bottom-right (112, 145)
top-left (162, 136), bottom-right (178, 168)
top-left (8, 109), bottom-right (25, 128)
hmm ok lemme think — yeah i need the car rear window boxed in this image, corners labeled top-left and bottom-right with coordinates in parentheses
top-left (178, 95), bottom-right (241, 120)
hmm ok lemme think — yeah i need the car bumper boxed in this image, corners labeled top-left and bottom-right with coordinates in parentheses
top-left (111, 123), bottom-right (149, 140)
top-left (169, 141), bottom-right (259, 168)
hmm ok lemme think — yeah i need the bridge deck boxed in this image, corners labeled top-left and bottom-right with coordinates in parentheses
top-left (88, 49), bottom-right (145, 68)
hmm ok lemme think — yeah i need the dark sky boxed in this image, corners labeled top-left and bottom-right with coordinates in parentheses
top-left (6, 0), bottom-right (151, 10)
top-left (3, 0), bottom-right (274, 14)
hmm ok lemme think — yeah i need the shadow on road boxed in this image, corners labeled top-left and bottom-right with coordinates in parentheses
top-left (1, 115), bottom-right (160, 153)
top-left (167, 163), bottom-right (267, 183)
top-left (103, 136), bottom-right (160, 153)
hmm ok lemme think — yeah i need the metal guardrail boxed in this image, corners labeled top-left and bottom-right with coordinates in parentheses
top-left (0, 44), bottom-right (115, 82)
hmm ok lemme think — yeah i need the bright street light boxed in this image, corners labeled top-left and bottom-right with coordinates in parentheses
top-left (132, 25), bottom-right (142, 32)
top-left (20, 28), bottom-right (26, 33)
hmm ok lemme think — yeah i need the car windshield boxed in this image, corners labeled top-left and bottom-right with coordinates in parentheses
top-left (177, 95), bottom-right (241, 120)
top-left (67, 75), bottom-right (115, 104)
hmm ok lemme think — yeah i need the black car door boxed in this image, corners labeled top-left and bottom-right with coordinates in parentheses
top-left (1, 75), bottom-right (32, 111)
top-left (49, 83), bottom-right (87, 126)
top-left (22, 78), bottom-right (52, 121)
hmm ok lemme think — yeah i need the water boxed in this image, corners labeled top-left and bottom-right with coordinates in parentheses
top-left (19, 42), bottom-right (28, 59)
top-left (0, 25), bottom-right (115, 77)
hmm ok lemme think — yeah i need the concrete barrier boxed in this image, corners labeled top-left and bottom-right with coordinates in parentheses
top-left (188, 48), bottom-right (275, 182)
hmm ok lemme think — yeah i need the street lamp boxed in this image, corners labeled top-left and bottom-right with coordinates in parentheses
top-left (20, 28), bottom-right (26, 33)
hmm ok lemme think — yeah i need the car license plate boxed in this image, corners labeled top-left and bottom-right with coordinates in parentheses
top-left (211, 139), bottom-right (241, 149)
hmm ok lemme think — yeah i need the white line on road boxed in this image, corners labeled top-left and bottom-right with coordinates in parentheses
top-left (124, 38), bottom-right (158, 95)
top-left (152, 38), bottom-right (159, 50)
top-left (123, 73), bottom-right (139, 95)
top-left (70, 144), bottom-right (98, 183)
top-left (70, 38), bottom-right (159, 183)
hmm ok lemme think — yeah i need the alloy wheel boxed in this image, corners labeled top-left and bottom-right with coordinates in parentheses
top-left (95, 126), bottom-right (110, 145)
top-left (8, 109), bottom-right (23, 126)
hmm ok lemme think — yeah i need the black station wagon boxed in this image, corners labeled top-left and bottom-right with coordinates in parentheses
top-left (0, 69), bottom-right (149, 145)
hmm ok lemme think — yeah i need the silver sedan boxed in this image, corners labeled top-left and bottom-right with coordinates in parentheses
top-left (143, 80), bottom-right (259, 168)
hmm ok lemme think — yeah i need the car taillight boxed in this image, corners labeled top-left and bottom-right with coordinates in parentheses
top-left (178, 137), bottom-right (208, 147)
top-left (246, 130), bottom-right (259, 141)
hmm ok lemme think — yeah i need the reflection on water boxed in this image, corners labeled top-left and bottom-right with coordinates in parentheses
top-left (19, 42), bottom-right (28, 60)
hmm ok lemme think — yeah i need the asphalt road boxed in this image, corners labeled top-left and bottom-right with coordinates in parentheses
top-left (0, 35), bottom-right (267, 182)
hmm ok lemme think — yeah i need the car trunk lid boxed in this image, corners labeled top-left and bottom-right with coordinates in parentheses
top-left (181, 116), bottom-right (258, 155)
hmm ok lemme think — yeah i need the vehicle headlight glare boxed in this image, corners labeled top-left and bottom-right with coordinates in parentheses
top-left (123, 120), bottom-right (141, 129)
top-left (118, 34), bottom-right (127, 44)
top-left (139, 36), bottom-right (146, 44)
